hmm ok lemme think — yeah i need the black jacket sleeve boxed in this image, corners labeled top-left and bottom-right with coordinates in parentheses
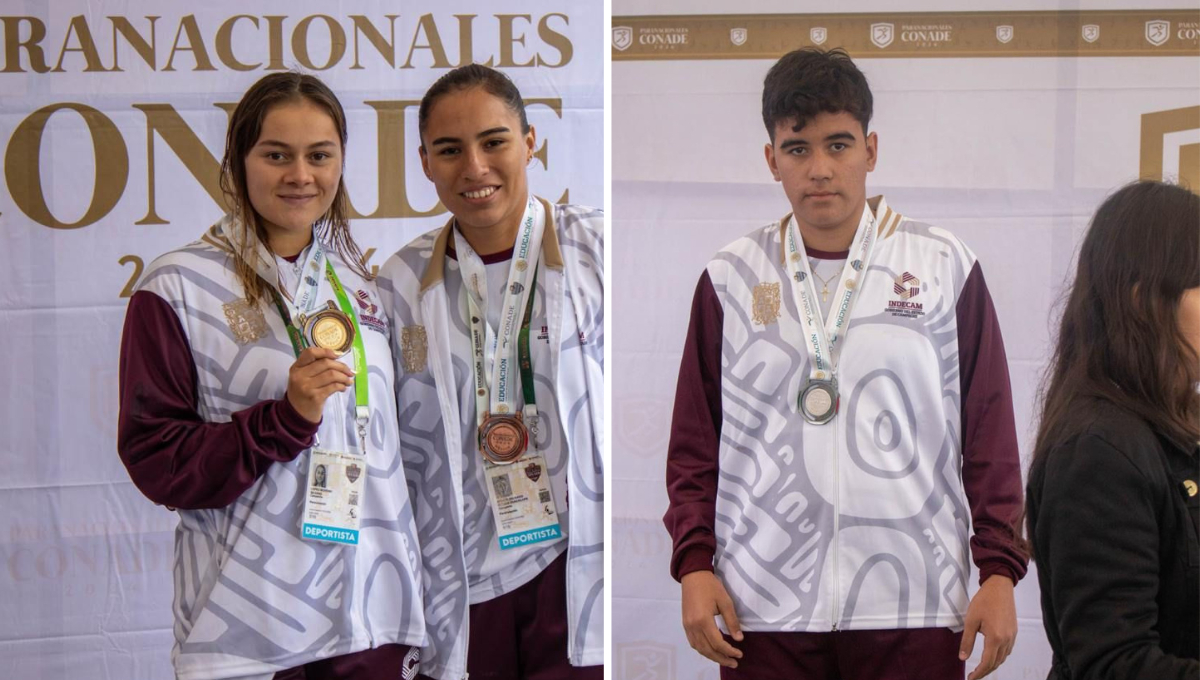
top-left (1035, 432), bottom-right (1200, 679)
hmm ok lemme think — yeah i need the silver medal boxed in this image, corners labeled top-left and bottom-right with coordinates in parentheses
top-left (799, 378), bottom-right (838, 425)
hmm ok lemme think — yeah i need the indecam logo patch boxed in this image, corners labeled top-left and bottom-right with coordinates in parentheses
top-left (353, 289), bottom-right (387, 335)
top-left (886, 272), bottom-right (925, 318)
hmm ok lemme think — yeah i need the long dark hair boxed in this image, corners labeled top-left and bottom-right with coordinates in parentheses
top-left (417, 63), bottom-right (529, 147)
top-left (1032, 180), bottom-right (1199, 481)
top-left (219, 72), bottom-right (368, 306)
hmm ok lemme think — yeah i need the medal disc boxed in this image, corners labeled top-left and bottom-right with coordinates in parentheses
top-left (799, 379), bottom-right (838, 425)
top-left (303, 303), bottom-right (355, 356)
top-left (479, 414), bottom-right (528, 464)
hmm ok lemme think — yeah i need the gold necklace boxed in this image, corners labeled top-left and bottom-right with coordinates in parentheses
top-left (809, 259), bottom-right (843, 303)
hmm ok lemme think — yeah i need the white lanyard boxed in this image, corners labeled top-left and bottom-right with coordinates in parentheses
top-left (783, 205), bottom-right (878, 381)
top-left (275, 238), bottom-right (326, 316)
top-left (456, 198), bottom-right (544, 427)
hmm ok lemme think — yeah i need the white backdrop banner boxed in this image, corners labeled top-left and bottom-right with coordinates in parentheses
top-left (0, 1), bottom-right (602, 677)
top-left (611, 3), bottom-right (1199, 680)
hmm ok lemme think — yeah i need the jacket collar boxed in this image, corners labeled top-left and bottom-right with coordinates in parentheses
top-left (421, 196), bottom-right (563, 293)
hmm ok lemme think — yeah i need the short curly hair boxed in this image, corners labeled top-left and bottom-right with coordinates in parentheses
top-left (762, 47), bottom-right (873, 142)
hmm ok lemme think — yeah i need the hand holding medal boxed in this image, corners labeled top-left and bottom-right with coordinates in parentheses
top-left (285, 346), bottom-right (356, 424)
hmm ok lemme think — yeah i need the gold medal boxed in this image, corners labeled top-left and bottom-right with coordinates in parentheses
top-left (303, 301), bottom-right (355, 356)
top-left (479, 412), bottom-right (529, 465)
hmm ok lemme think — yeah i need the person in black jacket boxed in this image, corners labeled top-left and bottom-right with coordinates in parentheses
top-left (1025, 180), bottom-right (1199, 680)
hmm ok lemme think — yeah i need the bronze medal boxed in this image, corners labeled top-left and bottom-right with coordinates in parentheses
top-left (303, 301), bottom-right (355, 356)
top-left (479, 412), bottom-right (528, 465)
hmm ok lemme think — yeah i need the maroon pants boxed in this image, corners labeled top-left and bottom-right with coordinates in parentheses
top-left (420, 550), bottom-right (602, 680)
top-left (720, 628), bottom-right (964, 680)
top-left (273, 644), bottom-right (418, 680)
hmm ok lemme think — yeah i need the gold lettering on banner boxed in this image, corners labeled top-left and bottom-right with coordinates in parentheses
top-left (164, 15), bottom-right (215, 71)
top-left (362, 247), bottom-right (380, 277)
top-left (611, 10), bottom-right (1200, 59)
top-left (118, 255), bottom-right (144, 297)
top-left (455, 14), bottom-right (478, 67)
top-left (1140, 106), bottom-right (1200, 193)
top-left (1, 96), bottom-right (573, 227)
top-left (537, 13), bottom-right (572, 67)
top-left (264, 15), bottom-right (286, 70)
top-left (527, 97), bottom-right (562, 171)
top-left (2, 16), bottom-right (50, 73)
top-left (132, 104), bottom-right (230, 225)
top-left (1, 13), bottom-right (577, 73)
top-left (53, 15), bottom-right (110, 72)
top-left (497, 14), bottom-right (535, 67)
top-left (5, 103), bottom-right (129, 229)
top-left (292, 15), bottom-right (347, 71)
top-left (350, 15), bottom-right (398, 69)
top-left (215, 15), bottom-right (262, 71)
top-left (1182, 144), bottom-right (1199, 192)
top-left (109, 16), bottom-right (157, 71)
top-left (403, 14), bottom-right (451, 68)
top-left (353, 100), bottom-right (443, 219)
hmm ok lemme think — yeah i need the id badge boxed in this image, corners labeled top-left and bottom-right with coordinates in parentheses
top-left (301, 448), bottom-right (365, 546)
top-left (483, 452), bottom-right (562, 550)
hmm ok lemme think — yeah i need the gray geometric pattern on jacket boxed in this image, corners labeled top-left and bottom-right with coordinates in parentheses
top-left (137, 217), bottom-right (425, 680)
top-left (709, 199), bottom-right (975, 632)
top-left (378, 201), bottom-right (605, 680)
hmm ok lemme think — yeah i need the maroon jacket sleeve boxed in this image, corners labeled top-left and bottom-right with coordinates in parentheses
top-left (663, 271), bottom-right (724, 582)
top-left (957, 262), bottom-right (1029, 585)
top-left (117, 290), bottom-right (319, 510)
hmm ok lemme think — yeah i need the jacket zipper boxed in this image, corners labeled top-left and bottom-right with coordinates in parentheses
top-left (831, 415), bottom-right (841, 632)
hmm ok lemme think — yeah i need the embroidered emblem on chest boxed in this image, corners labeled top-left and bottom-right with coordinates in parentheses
top-left (352, 288), bottom-right (388, 335)
top-left (752, 282), bottom-right (781, 326)
top-left (401, 325), bottom-right (428, 373)
top-left (885, 271), bottom-right (926, 319)
top-left (223, 298), bottom-right (268, 344)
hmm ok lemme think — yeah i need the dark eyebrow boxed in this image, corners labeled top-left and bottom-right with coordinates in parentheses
top-left (823, 131), bottom-right (857, 143)
top-left (256, 139), bottom-right (338, 150)
top-left (429, 127), bottom-right (513, 148)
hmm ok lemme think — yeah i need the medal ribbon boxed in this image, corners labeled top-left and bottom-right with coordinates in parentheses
top-left (458, 198), bottom-right (544, 430)
top-left (264, 250), bottom-right (371, 453)
top-left (783, 205), bottom-right (879, 381)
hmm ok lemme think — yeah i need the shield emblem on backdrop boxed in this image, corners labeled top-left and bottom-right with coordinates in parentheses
top-left (1145, 20), bottom-right (1170, 46)
top-left (613, 26), bottom-right (633, 51)
top-left (346, 464), bottom-right (361, 484)
top-left (996, 25), bottom-right (1013, 44)
top-left (1082, 24), bottom-right (1100, 43)
top-left (870, 23), bottom-right (894, 49)
top-left (730, 28), bottom-right (747, 46)
top-left (810, 27), bottom-right (827, 45)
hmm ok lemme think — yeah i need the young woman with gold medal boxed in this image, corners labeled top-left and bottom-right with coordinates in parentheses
top-left (117, 73), bottom-right (425, 680)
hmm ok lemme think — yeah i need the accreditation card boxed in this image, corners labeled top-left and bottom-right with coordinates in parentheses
top-left (301, 448), bottom-right (365, 546)
top-left (484, 451), bottom-right (562, 550)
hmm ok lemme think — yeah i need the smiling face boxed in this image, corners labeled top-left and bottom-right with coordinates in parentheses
top-left (244, 99), bottom-right (342, 248)
top-left (764, 110), bottom-right (877, 247)
top-left (420, 86), bottom-right (536, 250)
